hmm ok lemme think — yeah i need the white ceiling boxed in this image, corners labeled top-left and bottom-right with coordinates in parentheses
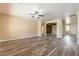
top-left (1, 3), bottom-right (79, 20)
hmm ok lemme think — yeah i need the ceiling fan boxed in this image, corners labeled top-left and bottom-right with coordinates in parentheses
top-left (29, 8), bottom-right (44, 19)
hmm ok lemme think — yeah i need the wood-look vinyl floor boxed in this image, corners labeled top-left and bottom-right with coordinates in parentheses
top-left (0, 35), bottom-right (79, 56)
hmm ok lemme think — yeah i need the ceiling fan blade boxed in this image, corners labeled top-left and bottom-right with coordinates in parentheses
top-left (29, 13), bottom-right (35, 15)
top-left (37, 17), bottom-right (39, 19)
top-left (31, 16), bottom-right (34, 18)
top-left (39, 15), bottom-right (44, 17)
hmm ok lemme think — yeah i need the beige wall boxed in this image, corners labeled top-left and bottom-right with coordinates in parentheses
top-left (0, 14), bottom-right (10, 40)
top-left (38, 20), bottom-right (42, 36)
top-left (0, 3), bottom-right (11, 14)
top-left (52, 25), bottom-right (57, 34)
top-left (77, 11), bottom-right (79, 44)
top-left (0, 14), bottom-right (38, 41)
top-left (10, 16), bottom-right (38, 39)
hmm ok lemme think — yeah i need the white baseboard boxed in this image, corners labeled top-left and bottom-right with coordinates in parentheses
top-left (0, 35), bottom-right (39, 42)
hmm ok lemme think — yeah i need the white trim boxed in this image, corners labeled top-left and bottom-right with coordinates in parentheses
top-left (45, 20), bottom-right (58, 24)
top-left (0, 35), bottom-right (39, 42)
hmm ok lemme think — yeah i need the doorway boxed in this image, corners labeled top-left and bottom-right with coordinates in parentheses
top-left (46, 23), bottom-right (57, 36)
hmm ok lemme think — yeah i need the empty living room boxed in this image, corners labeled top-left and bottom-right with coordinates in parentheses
top-left (0, 3), bottom-right (79, 56)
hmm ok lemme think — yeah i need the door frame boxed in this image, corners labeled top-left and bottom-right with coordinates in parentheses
top-left (44, 19), bottom-right (63, 38)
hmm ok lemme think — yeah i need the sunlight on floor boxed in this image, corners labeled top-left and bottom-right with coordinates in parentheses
top-left (63, 35), bottom-right (73, 45)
